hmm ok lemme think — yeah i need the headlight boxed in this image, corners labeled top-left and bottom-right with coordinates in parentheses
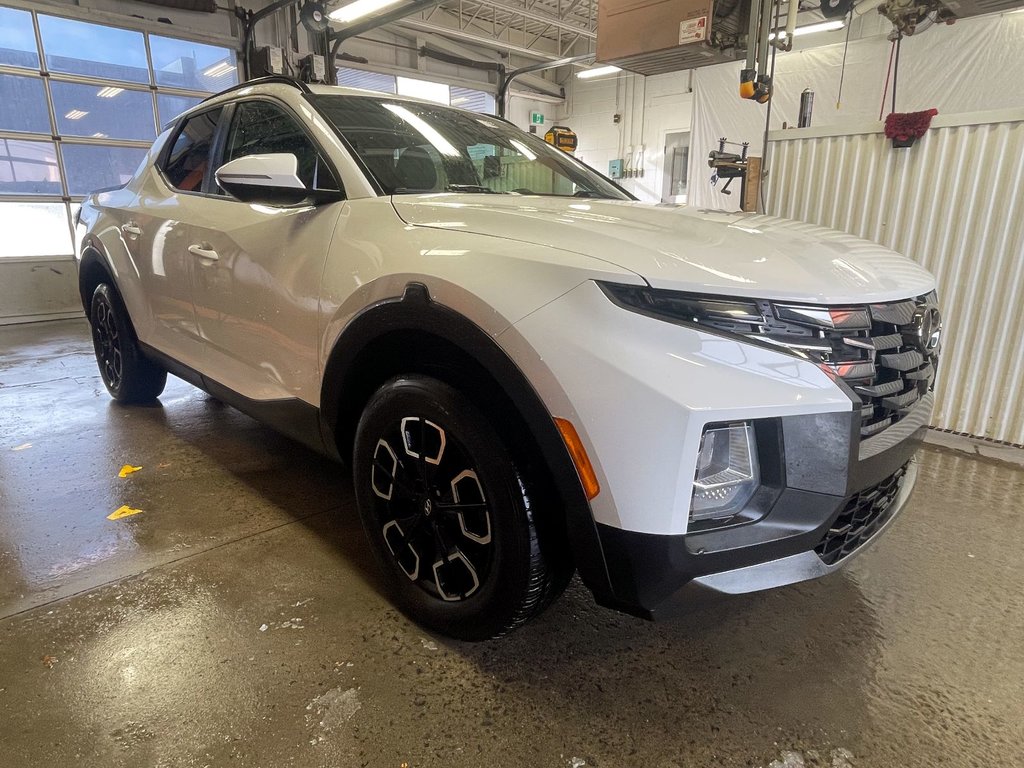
top-left (598, 281), bottom-right (765, 329)
top-left (690, 422), bottom-right (760, 523)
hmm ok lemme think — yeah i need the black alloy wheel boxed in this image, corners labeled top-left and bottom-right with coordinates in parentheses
top-left (90, 283), bottom-right (167, 403)
top-left (353, 375), bottom-right (569, 640)
top-left (370, 414), bottom-right (494, 602)
top-left (92, 288), bottom-right (124, 391)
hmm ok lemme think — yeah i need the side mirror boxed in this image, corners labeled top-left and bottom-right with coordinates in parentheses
top-left (215, 153), bottom-right (342, 206)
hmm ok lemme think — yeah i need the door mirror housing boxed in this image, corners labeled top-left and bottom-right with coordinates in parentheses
top-left (214, 153), bottom-right (343, 206)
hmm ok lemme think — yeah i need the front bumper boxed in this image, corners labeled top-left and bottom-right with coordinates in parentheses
top-left (695, 462), bottom-right (916, 595)
top-left (504, 280), bottom-right (933, 619)
top-left (595, 452), bottom-right (921, 619)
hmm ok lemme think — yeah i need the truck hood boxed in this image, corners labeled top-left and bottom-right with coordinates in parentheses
top-left (392, 195), bottom-right (935, 304)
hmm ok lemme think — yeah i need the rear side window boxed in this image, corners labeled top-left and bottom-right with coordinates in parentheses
top-left (224, 100), bottom-right (338, 191)
top-left (163, 107), bottom-right (223, 192)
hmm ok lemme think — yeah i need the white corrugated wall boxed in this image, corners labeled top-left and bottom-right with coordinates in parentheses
top-left (766, 109), bottom-right (1024, 446)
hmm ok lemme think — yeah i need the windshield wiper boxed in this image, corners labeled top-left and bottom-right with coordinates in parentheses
top-left (445, 184), bottom-right (502, 194)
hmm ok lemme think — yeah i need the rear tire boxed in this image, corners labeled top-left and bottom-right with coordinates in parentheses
top-left (89, 283), bottom-right (167, 404)
top-left (353, 375), bottom-right (567, 640)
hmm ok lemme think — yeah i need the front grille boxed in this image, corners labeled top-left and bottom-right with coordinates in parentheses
top-left (695, 292), bottom-right (940, 439)
top-left (816, 463), bottom-right (909, 564)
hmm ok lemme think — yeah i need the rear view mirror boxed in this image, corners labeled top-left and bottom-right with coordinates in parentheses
top-left (483, 155), bottom-right (501, 179)
top-left (215, 153), bottom-right (341, 206)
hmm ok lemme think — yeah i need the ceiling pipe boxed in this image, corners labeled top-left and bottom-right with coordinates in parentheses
top-left (496, 52), bottom-right (593, 117)
top-left (418, 41), bottom-right (565, 98)
top-left (393, 18), bottom-right (566, 61)
top-left (136, 0), bottom-right (217, 12)
top-left (327, 0), bottom-right (443, 83)
top-left (782, 0), bottom-right (799, 50)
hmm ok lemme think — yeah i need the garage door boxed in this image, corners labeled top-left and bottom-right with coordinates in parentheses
top-left (0, 4), bottom-right (238, 323)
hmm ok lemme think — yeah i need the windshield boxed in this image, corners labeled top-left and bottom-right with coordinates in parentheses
top-left (311, 95), bottom-right (630, 200)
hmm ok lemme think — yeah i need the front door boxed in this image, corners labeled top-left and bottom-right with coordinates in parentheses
top-left (186, 98), bottom-right (345, 405)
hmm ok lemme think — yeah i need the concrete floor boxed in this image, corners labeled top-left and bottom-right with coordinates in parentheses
top-left (1, 319), bottom-right (1022, 768)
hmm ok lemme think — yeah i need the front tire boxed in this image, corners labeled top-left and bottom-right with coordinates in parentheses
top-left (90, 283), bottom-right (167, 404)
top-left (353, 375), bottom-right (565, 640)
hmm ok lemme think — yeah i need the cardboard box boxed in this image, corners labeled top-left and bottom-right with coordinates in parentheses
top-left (597, 0), bottom-right (714, 62)
top-left (596, 0), bottom-right (747, 75)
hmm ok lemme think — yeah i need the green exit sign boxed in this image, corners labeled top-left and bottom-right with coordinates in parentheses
top-left (530, 111), bottom-right (544, 125)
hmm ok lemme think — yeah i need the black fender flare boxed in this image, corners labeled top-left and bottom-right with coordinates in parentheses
top-left (320, 283), bottom-right (616, 601)
top-left (77, 241), bottom-right (115, 312)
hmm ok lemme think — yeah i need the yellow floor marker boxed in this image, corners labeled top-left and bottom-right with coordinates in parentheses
top-left (108, 505), bottom-right (143, 520)
top-left (118, 465), bottom-right (142, 478)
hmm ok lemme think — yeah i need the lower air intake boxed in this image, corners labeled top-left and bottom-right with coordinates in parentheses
top-left (816, 463), bottom-right (909, 565)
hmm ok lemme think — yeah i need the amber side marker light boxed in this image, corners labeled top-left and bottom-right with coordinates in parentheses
top-left (554, 417), bottom-right (600, 500)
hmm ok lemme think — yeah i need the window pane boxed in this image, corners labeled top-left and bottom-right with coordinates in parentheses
top-left (163, 108), bottom-right (223, 192)
top-left (226, 101), bottom-right (337, 190)
top-left (0, 139), bottom-right (62, 195)
top-left (337, 67), bottom-right (396, 94)
top-left (0, 74), bottom-right (50, 133)
top-left (0, 7), bottom-right (39, 69)
top-left (51, 81), bottom-right (155, 140)
top-left (157, 94), bottom-right (203, 127)
top-left (449, 86), bottom-right (495, 115)
top-left (150, 35), bottom-right (238, 92)
top-left (61, 144), bottom-right (147, 196)
top-left (38, 15), bottom-right (148, 83)
top-left (0, 202), bottom-right (72, 258)
top-left (396, 76), bottom-right (450, 105)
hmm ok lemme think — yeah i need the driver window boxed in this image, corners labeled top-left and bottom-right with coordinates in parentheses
top-left (164, 107), bottom-right (223, 192)
top-left (222, 100), bottom-right (339, 193)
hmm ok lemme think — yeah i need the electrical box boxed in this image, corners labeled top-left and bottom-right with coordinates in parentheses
top-left (608, 159), bottom-right (624, 179)
top-left (300, 53), bottom-right (326, 83)
top-left (597, 0), bottom-right (748, 76)
top-left (252, 46), bottom-right (284, 77)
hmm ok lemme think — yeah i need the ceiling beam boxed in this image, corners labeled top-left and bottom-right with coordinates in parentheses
top-left (461, 0), bottom-right (596, 39)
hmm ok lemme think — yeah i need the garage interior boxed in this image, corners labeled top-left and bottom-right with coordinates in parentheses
top-left (1, 0), bottom-right (1023, 765)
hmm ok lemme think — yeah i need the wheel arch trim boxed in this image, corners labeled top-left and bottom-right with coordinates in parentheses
top-left (319, 282), bottom-right (616, 599)
top-left (78, 241), bottom-right (117, 312)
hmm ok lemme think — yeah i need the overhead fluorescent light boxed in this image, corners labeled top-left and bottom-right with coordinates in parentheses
top-left (769, 19), bottom-right (845, 40)
top-left (96, 86), bottom-right (123, 98)
top-left (91, 132), bottom-right (108, 138)
top-left (64, 109), bottom-right (88, 120)
top-left (203, 61), bottom-right (235, 78)
top-left (328, 0), bottom-right (402, 23)
top-left (577, 65), bottom-right (621, 80)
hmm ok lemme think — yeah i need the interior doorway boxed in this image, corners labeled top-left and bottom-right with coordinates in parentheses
top-left (662, 131), bottom-right (690, 204)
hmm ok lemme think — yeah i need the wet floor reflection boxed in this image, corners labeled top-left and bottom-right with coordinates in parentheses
top-left (2, 320), bottom-right (1022, 768)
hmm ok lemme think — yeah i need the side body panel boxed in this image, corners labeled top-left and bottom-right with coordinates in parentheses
top-left (182, 194), bottom-right (344, 402)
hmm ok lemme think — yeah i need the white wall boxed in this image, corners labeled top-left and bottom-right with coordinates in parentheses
top-left (561, 9), bottom-right (1024, 210)
top-left (689, 10), bottom-right (1024, 210)
top-left (559, 70), bottom-right (693, 202)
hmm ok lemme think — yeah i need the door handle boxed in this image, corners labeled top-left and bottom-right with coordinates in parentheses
top-left (121, 222), bottom-right (142, 236)
top-left (187, 244), bottom-right (219, 261)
